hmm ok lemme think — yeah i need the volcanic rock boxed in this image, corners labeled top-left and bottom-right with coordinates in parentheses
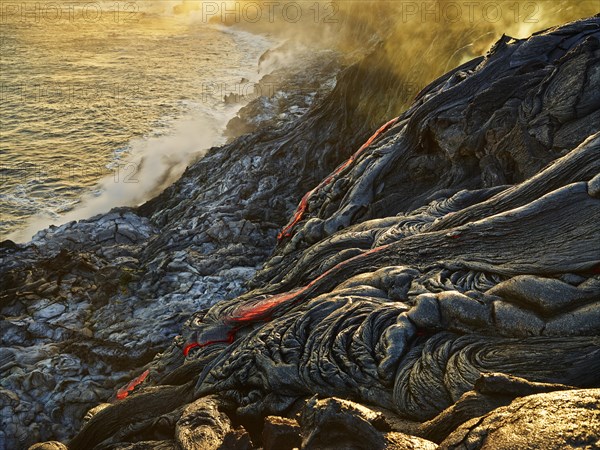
top-left (3, 15), bottom-right (599, 450)
top-left (439, 389), bottom-right (600, 450)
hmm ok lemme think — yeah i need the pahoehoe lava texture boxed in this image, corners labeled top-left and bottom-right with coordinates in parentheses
top-left (5, 16), bottom-right (600, 450)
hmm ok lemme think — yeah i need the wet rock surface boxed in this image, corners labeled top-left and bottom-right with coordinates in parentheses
top-left (1, 15), bottom-right (600, 450)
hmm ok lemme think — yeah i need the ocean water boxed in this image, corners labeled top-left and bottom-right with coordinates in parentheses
top-left (0, 2), bottom-right (272, 241)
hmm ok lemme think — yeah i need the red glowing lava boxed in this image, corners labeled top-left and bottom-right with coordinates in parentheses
top-left (278, 117), bottom-right (399, 240)
top-left (183, 335), bottom-right (235, 356)
top-left (182, 233), bottom-right (393, 355)
top-left (228, 289), bottom-right (303, 323)
top-left (115, 369), bottom-right (150, 400)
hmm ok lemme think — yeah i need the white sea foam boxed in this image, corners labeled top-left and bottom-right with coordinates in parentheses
top-left (6, 25), bottom-right (275, 243)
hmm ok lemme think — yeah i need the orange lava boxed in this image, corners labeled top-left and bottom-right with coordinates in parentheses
top-left (278, 117), bottom-right (399, 240)
top-left (115, 369), bottom-right (150, 400)
top-left (183, 334), bottom-right (234, 356)
top-left (228, 289), bottom-right (304, 323)
top-left (182, 224), bottom-right (393, 355)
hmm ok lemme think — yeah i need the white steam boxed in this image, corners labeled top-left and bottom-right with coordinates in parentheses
top-left (9, 106), bottom-right (237, 242)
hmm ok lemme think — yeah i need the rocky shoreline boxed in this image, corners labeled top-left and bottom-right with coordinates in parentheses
top-left (2, 15), bottom-right (600, 450)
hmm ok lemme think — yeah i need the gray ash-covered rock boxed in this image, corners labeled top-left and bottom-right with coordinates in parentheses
top-left (2, 15), bottom-right (600, 450)
top-left (225, 43), bottom-right (343, 139)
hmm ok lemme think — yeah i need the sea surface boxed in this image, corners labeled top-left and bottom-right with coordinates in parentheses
top-left (0, 1), bottom-right (272, 241)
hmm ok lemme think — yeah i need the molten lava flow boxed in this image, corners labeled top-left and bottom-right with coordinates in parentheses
top-left (115, 369), bottom-right (150, 400)
top-left (278, 117), bottom-right (399, 240)
top-left (182, 237), bottom-right (392, 355)
top-left (183, 335), bottom-right (234, 356)
top-left (183, 342), bottom-right (201, 356)
top-left (227, 289), bottom-right (303, 323)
